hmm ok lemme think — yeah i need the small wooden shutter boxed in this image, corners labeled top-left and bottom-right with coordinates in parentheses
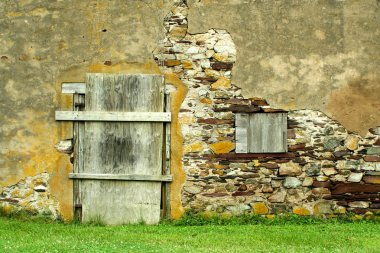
top-left (236, 113), bottom-right (287, 153)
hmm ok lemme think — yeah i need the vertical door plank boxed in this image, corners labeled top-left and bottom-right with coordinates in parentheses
top-left (81, 74), bottom-right (164, 225)
top-left (235, 113), bottom-right (249, 153)
top-left (162, 93), bottom-right (171, 218)
top-left (73, 94), bottom-right (85, 221)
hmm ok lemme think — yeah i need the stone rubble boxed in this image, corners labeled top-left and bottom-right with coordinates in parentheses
top-left (0, 173), bottom-right (60, 218)
top-left (154, 0), bottom-right (380, 217)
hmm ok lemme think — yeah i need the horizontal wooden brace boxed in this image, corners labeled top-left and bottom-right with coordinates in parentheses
top-left (62, 83), bottom-right (86, 94)
top-left (69, 173), bottom-right (173, 182)
top-left (55, 111), bottom-right (171, 122)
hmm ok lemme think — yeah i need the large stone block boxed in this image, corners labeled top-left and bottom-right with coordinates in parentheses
top-left (279, 162), bottom-right (302, 176)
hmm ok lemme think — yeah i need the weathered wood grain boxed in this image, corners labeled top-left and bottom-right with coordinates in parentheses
top-left (81, 73), bottom-right (165, 225)
top-left (69, 173), bottom-right (172, 182)
top-left (62, 82), bottom-right (86, 94)
top-left (55, 111), bottom-right (171, 122)
top-left (235, 113), bottom-right (249, 153)
top-left (235, 112), bottom-right (287, 153)
top-left (73, 94), bottom-right (85, 221)
top-left (162, 93), bottom-right (171, 218)
top-left (249, 113), bottom-right (287, 153)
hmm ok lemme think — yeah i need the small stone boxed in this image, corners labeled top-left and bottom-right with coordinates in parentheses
top-left (227, 204), bottom-right (251, 213)
top-left (336, 160), bottom-right (361, 170)
top-left (293, 206), bottom-right (311, 216)
top-left (213, 52), bottom-right (229, 62)
top-left (261, 168), bottom-right (273, 176)
top-left (367, 147), bottom-right (380, 155)
top-left (362, 176), bottom-right (380, 184)
top-left (279, 161), bottom-right (302, 176)
top-left (321, 168), bottom-right (338, 176)
top-left (211, 77), bottom-right (231, 89)
top-left (237, 184), bottom-right (247, 191)
top-left (169, 26), bottom-right (187, 40)
top-left (283, 177), bottom-right (301, 188)
top-left (225, 183), bottom-right (236, 192)
top-left (268, 190), bottom-right (286, 203)
top-left (251, 202), bottom-right (269, 215)
top-left (316, 175), bottom-right (329, 182)
top-left (331, 175), bottom-right (346, 182)
top-left (323, 137), bottom-right (342, 151)
top-left (271, 180), bottom-right (282, 188)
top-left (200, 59), bottom-right (211, 69)
top-left (209, 141), bottom-right (234, 154)
top-left (306, 163), bottom-right (321, 176)
top-left (182, 60), bottom-right (193, 69)
top-left (345, 135), bottom-right (359, 151)
top-left (334, 206), bottom-right (346, 214)
top-left (200, 97), bottom-right (212, 104)
top-left (34, 185), bottom-right (46, 192)
top-left (312, 187), bottom-right (331, 196)
top-left (55, 139), bottom-right (73, 154)
top-left (262, 184), bottom-right (273, 193)
top-left (369, 127), bottom-right (380, 135)
top-left (363, 155), bottom-right (380, 162)
top-left (205, 50), bottom-right (214, 58)
top-left (314, 201), bottom-right (333, 214)
top-left (261, 163), bottom-right (278, 169)
top-left (186, 46), bottom-right (199, 54)
top-left (183, 186), bottom-right (202, 194)
top-left (214, 90), bottom-right (230, 99)
top-left (348, 201), bottom-right (369, 208)
top-left (302, 177), bottom-right (314, 187)
top-left (165, 59), bottom-right (181, 66)
top-left (312, 180), bottom-right (332, 188)
top-left (214, 39), bottom-right (236, 55)
top-left (205, 69), bottom-right (221, 79)
top-left (347, 172), bottom-right (364, 182)
top-left (184, 141), bottom-right (205, 153)
top-left (192, 53), bottom-right (206, 60)
top-left (324, 126), bottom-right (334, 135)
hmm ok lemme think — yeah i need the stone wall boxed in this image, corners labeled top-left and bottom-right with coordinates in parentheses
top-left (0, 173), bottom-right (59, 218)
top-left (155, 0), bottom-right (380, 217)
top-left (1, 0), bottom-right (379, 219)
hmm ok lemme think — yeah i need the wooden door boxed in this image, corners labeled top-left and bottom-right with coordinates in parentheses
top-left (56, 74), bottom-right (171, 225)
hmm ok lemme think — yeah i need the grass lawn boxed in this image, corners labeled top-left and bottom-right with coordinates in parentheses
top-left (0, 217), bottom-right (379, 253)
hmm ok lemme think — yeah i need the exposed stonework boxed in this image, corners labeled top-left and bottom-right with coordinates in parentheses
top-left (155, 0), bottom-right (380, 218)
top-left (0, 0), bottom-right (379, 220)
top-left (0, 173), bottom-right (60, 218)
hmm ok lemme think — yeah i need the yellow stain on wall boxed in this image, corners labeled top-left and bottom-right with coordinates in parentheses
top-left (165, 73), bottom-right (187, 220)
top-left (2, 60), bottom-right (186, 221)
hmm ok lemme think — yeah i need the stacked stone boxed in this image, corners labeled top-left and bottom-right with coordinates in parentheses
top-left (0, 173), bottom-right (59, 218)
top-left (154, 1), bottom-right (380, 217)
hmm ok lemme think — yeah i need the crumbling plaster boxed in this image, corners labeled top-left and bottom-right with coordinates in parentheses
top-left (0, 0), bottom-right (172, 219)
top-left (1, 0), bottom-right (379, 220)
top-left (187, 0), bottom-right (380, 135)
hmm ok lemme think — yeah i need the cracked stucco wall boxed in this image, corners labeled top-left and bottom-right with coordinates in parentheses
top-left (0, 0), bottom-right (172, 219)
top-left (1, 0), bottom-right (379, 219)
top-left (187, 0), bottom-right (380, 135)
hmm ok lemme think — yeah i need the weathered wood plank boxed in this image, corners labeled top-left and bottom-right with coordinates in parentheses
top-left (55, 111), bottom-right (171, 122)
top-left (62, 82), bottom-right (86, 94)
top-left (73, 94), bottom-right (85, 221)
top-left (81, 73), bottom-right (165, 225)
top-left (162, 93), bottom-right (171, 218)
top-left (249, 113), bottom-right (287, 153)
top-left (69, 173), bottom-right (173, 182)
top-left (235, 113), bottom-right (249, 153)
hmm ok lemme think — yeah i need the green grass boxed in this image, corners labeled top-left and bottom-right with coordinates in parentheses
top-left (0, 217), bottom-right (379, 252)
